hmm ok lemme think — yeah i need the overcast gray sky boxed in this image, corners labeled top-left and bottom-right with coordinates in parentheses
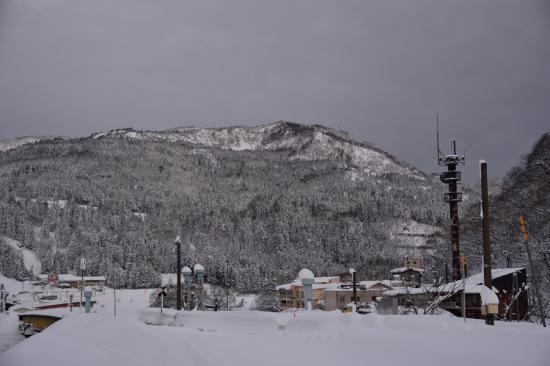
top-left (0, 0), bottom-right (548, 182)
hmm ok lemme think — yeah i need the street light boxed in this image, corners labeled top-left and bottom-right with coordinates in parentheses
top-left (174, 236), bottom-right (182, 310)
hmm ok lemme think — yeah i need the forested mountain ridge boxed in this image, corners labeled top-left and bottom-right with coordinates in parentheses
top-left (461, 132), bottom-right (550, 300)
top-left (0, 122), bottom-right (462, 290)
top-left (91, 122), bottom-right (426, 179)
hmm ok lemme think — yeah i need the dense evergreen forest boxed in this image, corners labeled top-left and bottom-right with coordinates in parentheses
top-left (461, 133), bottom-right (550, 306)
top-left (0, 123), bottom-right (486, 290)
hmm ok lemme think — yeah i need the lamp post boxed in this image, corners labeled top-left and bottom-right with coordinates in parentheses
top-left (175, 236), bottom-right (182, 311)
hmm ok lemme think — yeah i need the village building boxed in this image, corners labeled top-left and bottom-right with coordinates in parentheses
top-left (403, 257), bottom-right (424, 269)
top-left (382, 287), bottom-right (430, 309)
top-left (389, 267), bottom-right (424, 288)
top-left (324, 281), bottom-right (391, 311)
top-left (37, 274), bottom-right (106, 289)
top-left (434, 268), bottom-right (528, 320)
top-left (276, 275), bottom-right (394, 311)
top-left (276, 276), bottom-right (340, 310)
top-left (381, 267), bottom-right (528, 319)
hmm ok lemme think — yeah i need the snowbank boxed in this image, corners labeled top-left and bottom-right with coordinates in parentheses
top-left (1, 307), bottom-right (549, 366)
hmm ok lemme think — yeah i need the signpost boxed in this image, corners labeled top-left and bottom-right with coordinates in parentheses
top-left (158, 287), bottom-right (167, 315)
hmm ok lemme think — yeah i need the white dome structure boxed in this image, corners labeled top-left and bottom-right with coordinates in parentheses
top-left (182, 266), bottom-right (192, 274)
top-left (298, 268), bottom-right (314, 280)
top-left (194, 264), bottom-right (205, 272)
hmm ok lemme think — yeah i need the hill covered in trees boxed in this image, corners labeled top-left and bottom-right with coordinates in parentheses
top-left (0, 122), bottom-right (470, 290)
top-left (461, 132), bottom-right (550, 311)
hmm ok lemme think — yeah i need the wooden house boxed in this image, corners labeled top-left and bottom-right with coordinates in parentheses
top-left (18, 311), bottom-right (64, 337)
top-left (434, 268), bottom-right (528, 320)
top-left (389, 267), bottom-right (424, 288)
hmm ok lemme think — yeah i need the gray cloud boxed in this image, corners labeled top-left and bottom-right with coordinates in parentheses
top-left (0, 0), bottom-right (548, 182)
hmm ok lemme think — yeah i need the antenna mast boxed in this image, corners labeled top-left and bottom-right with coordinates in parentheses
top-left (436, 114), bottom-right (441, 164)
top-left (437, 117), bottom-right (465, 281)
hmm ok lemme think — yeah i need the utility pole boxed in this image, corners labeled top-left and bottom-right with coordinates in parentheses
top-left (175, 236), bottom-right (182, 311)
top-left (226, 256), bottom-right (230, 311)
top-left (350, 268), bottom-right (357, 310)
top-left (461, 255), bottom-right (466, 322)
top-left (0, 284), bottom-right (5, 313)
top-left (480, 160), bottom-right (494, 325)
top-left (437, 118), bottom-right (465, 281)
top-left (480, 161), bottom-right (492, 287)
top-left (519, 216), bottom-right (546, 327)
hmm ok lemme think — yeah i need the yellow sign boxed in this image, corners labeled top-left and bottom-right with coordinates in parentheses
top-left (460, 255), bottom-right (465, 270)
top-left (519, 216), bottom-right (528, 241)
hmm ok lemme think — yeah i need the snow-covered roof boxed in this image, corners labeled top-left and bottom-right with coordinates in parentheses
top-left (313, 276), bottom-right (340, 283)
top-left (56, 274), bottom-right (106, 282)
top-left (11, 297), bottom-right (96, 312)
top-left (36, 274), bottom-right (106, 282)
top-left (436, 268), bottom-right (524, 294)
top-left (384, 287), bottom-right (427, 296)
top-left (359, 281), bottom-right (392, 290)
top-left (480, 285), bottom-right (499, 305)
top-left (160, 273), bottom-right (184, 286)
top-left (464, 268), bottom-right (525, 285)
top-left (324, 286), bottom-right (357, 292)
top-left (17, 308), bottom-right (67, 318)
top-left (390, 267), bottom-right (424, 274)
top-left (276, 276), bottom-right (340, 291)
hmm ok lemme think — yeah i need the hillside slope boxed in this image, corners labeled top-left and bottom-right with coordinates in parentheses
top-left (461, 132), bottom-right (550, 305)
top-left (0, 122), bottom-right (454, 290)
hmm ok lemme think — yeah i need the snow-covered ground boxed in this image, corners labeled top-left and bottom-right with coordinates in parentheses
top-left (234, 294), bottom-right (257, 311)
top-left (0, 280), bottom-right (548, 366)
top-left (2, 237), bottom-right (42, 275)
top-left (0, 275), bottom-right (29, 353)
top-left (390, 220), bottom-right (441, 257)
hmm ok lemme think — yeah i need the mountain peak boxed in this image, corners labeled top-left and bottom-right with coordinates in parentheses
top-left (88, 122), bottom-right (426, 180)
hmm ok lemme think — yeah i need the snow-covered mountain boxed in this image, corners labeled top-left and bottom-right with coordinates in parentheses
top-left (92, 122), bottom-right (425, 179)
top-left (0, 137), bottom-right (41, 152)
top-left (0, 136), bottom-right (63, 152)
top-left (0, 121), bottom-right (450, 289)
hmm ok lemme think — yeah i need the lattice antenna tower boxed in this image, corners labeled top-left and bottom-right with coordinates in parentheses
top-left (436, 114), bottom-right (465, 281)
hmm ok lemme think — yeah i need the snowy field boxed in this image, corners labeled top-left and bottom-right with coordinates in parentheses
top-left (1, 283), bottom-right (549, 366)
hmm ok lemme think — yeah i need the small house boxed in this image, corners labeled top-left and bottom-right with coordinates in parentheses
top-left (389, 267), bottom-right (424, 288)
top-left (434, 268), bottom-right (528, 320)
